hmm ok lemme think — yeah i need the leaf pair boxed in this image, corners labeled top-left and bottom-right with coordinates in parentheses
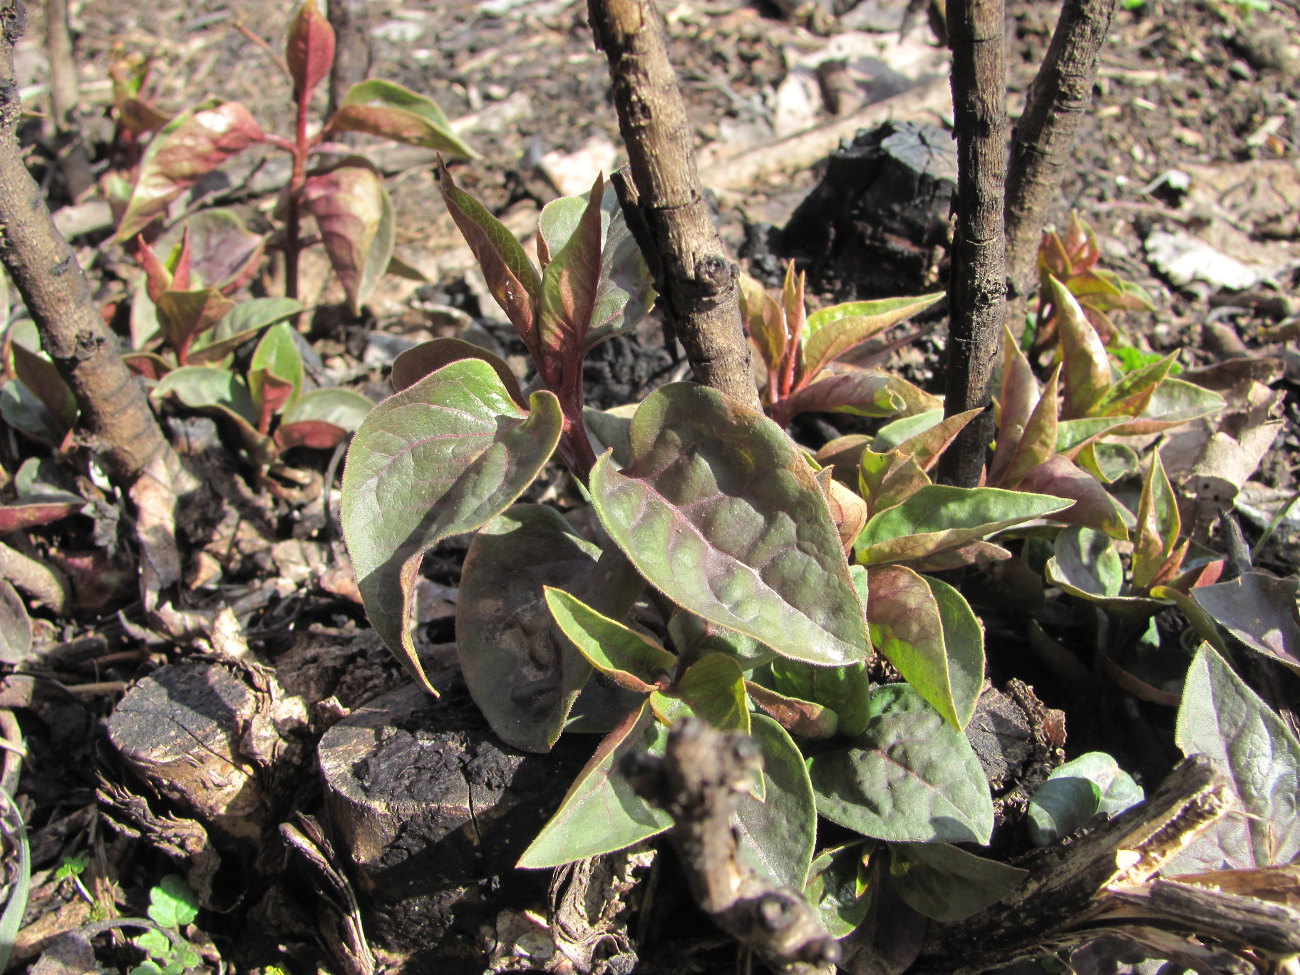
top-left (740, 264), bottom-right (942, 427)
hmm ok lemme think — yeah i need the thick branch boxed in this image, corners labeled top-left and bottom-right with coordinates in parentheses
top-left (624, 719), bottom-right (838, 975)
top-left (1004, 0), bottom-right (1118, 300)
top-left (937, 0), bottom-right (1008, 488)
top-left (588, 0), bottom-right (761, 411)
top-left (0, 3), bottom-right (174, 486)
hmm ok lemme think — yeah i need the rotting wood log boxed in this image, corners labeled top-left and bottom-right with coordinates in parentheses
top-left (779, 121), bottom-right (956, 302)
top-left (316, 678), bottom-right (587, 966)
top-left (106, 659), bottom-right (310, 849)
top-left (588, 0), bottom-right (761, 411)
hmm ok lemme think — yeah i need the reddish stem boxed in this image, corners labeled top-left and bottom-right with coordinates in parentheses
top-left (284, 90), bottom-right (312, 301)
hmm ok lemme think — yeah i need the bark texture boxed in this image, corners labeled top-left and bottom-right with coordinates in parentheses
top-left (43, 0), bottom-right (93, 199)
top-left (588, 0), bottom-right (761, 411)
top-left (937, 0), bottom-right (1008, 488)
top-left (0, 2), bottom-right (174, 486)
top-left (1004, 0), bottom-right (1118, 300)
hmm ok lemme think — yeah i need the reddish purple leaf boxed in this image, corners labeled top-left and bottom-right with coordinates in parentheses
top-left (302, 160), bottom-right (395, 314)
top-left (988, 325), bottom-right (1038, 484)
top-left (392, 337), bottom-right (526, 407)
top-left (11, 343), bottom-right (76, 431)
top-left (257, 373), bottom-right (297, 434)
top-left (154, 288), bottom-right (236, 364)
top-left (1017, 455), bottom-right (1130, 540)
top-left (117, 102), bottom-right (265, 240)
top-left (436, 159), bottom-right (541, 354)
top-left (536, 175), bottom-right (604, 391)
top-left (286, 0), bottom-right (335, 101)
top-left (779, 367), bottom-right (912, 423)
top-left (1001, 365), bottom-right (1060, 488)
top-left (274, 420), bottom-right (348, 451)
top-left (135, 235), bottom-right (173, 303)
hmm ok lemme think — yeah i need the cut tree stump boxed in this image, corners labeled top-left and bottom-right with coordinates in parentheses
top-left (316, 677), bottom-right (587, 969)
top-left (106, 659), bottom-right (310, 849)
top-left (779, 120), bottom-right (956, 301)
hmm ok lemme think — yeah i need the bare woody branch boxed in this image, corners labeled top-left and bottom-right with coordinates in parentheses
top-left (937, 0), bottom-right (1009, 489)
top-left (587, 0), bottom-right (761, 412)
top-left (1004, 0), bottom-right (1119, 301)
top-left (0, 2), bottom-right (175, 487)
top-left (623, 719), bottom-right (839, 975)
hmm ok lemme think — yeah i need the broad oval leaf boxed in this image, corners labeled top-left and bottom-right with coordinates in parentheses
top-left (808, 683), bottom-right (994, 844)
top-left (801, 293), bottom-right (944, 381)
top-left (1045, 526), bottom-right (1165, 617)
top-left (889, 843), bottom-right (1026, 922)
top-left (341, 359), bottom-right (563, 693)
top-left (1107, 378), bottom-right (1226, 436)
top-left (302, 159), bottom-right (395, 314)
top-left (1025, 751), bottom-right (1144, 846)
top-left (329, 79), bottom-right (476, 158)
top-left (1016, 455), bottom-right (1131, 541)
top-left (249, 322), bottom-right (303, 420)
top-left (1191, 572), bottom-right (1300, 675)
top-left (162, 208), bottom-right (265, 293)
top-left (153, 365), bottom-right (257, 425)
top-left (118, 102), bottom-right (265, 240)
top-left (155, 288), bottom-right (236, 364)
top-left (517, 702), bottom-right (672, 868)
top-left (1052, 276), bottom-right (1111, 419)
top-left (458, 507), bottom-right (606, 752)
top-left (547, 587), bottom-right (675, 693)
top-left (735, 715), bottom-right (818, 890)
top-left (590, 383), bottom-right (869, 667)
top-left (652, 653), bottom-right (749, 732)
top-left (285, 0), bottom-right (335, 100)
top-left (868, 566), bottom-right (983, 730)
top-left (281, 387), bottom-right (373, 432)
top-left (856, 486), bottom-right (1071, 566)
top-left (780, 368), bottom-right (911, 421)
top-left (768, 657), bottom-right (871, 739)
top-left (392, 337), bottom-right (524, 407)
top-left (1168, 644), bottom-right (1300, 873)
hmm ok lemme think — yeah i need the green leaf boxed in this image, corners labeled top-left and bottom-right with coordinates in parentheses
top-left (517, 702), bottom-right (672, 868)
top-left (148, 875), bottom-right (198, 928)
top-left (458, 508), bottom-right (606, 752)
top-left (1025, 751), bottom-right (1144, 846)
top-left (988, 325), bottom-right (1038, 484)
top-left (872, 409), bottom-right (945, 452)
top-left (808, 683), bottom-right (994, 844)
top-left (341, 359), bottom-right (563, 693)
top-left (868, 567), bottom-right (984, 730)
top-left (781, 368), bottom-right (911, 420)
top-left (745, 680), bottom-right (839, 739)
top-left (667, 609), bottom-right (775, 671)
top-left (739, 273), bottom-right (788, 381)
top-left (117, 102), bottom-right (265, 240)
top-left (1131, 452), bottom-right (1180, 591)
top-left (800, 293), bottom-right (944, 381)
top-left (591, 383), bottom-right (869, 666)
top-left (768, 658), bottom-right (871, 739)
top-left (188, 297), bottom-right (304, 365)
top-left (0, 785), bottom-right (31, 972)
top-left (155, 287), bottom-right (236, 363)
top-left (0, 379), bottom-right (68, 446)
top-left (652, 654), bottom-right (749, 732)
top-left (856, 486), bottom-right (1071, 566)
top-left (153, 365), bottom-right (258, 426)
top-left (329, 79), bottom-right (476, 158)
top-left (546, 587), bottom-right (675, 693)
top-left (302, 159), bottom-right (395, 314)
top-left (888, 843), bottom-right (1026, 922)
top-left (1105, 379), bottom-right (1225, 436)
top-left (281, 388), bottom-right (373, 432)
top-left (248, 322), bottom-right (303, 422)
top-left (1168, 644), bottom-right (1300, 873)
top-left (1191, 572), bottom-right (1300, 674)
top-left (735, 715), bottom-right (817, 889)
top-left (805, 843), bottom-right (873, 937)
top-left (9, 337), bottom-right (76, 434)
top-left (1045, 526), bottom-right (1165, 617)
top-left (436, 159), bottom-right (540, 350)
top-left (1001, 365), bottom-right (1060, 488)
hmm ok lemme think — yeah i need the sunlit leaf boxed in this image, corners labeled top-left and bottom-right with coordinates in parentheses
top-left (768, 658), bottom-right (872, 739)
top-left (591, 383), bottom-right (869, 666)
top-left (740, 273), bottom-right (787, 382)
top-left (118, 102), bottom-right (265, 240)
top-left (1167, 644), bottom-right (1300, 873)
top-left (329, 79), bottom-right (476, 158)
top-left (547, 587), bottom-right (675, 693)
top-left (1131, 452), bottom-right (1180, 591)
top-left (780, 367), bottom-right (910, 421)
top-left (341, 359), bottom-right (563, 693)
top-left (1000, 365), bottom-right (1059, 488)
top-left (302, 159), bottom-right (395, 314)
top-left (155, 288), bottom-right (236, 364)
top-left (1016, 455), bottom-right (1131, 540)
top-left (248, 322), bottom-right (303, 424)
top-left (536, 176), bottom-right (604, 390)
top-left (1191, 572), bottom-right (1300, 675)
top-left (1052, 276), bottom-right (1112, 418)
top-left (856, 486), bottom-right (1071, 566)
top-left (1106, 379), bottom-right (1225, 436)
top-left (867, 566), bottom-right (983, 730)
top-left (168, 209), bottom-right (265, 293)
top-left (1025, 751), bottom-right (1144, 846)
top-left (667, 609), bottom-right (774, 671)
top-left (989, 325), bottom-right (1038, 484)
top-left (517, 702), bottom-right (671, 868)
top-left (188, 297), bottom-right (304, 365)
top-left (808, 683), bottom-right (994, 844)
top-left (745, 681), bottom-right (839, 738)
top-left (801, 293), bottom-right (944, 382)
top-left (391, 337), bottom-right (525, 407)
top-left (285, 0), bottom-right (335, 100)
top-left (651, 653), bottom-right (748, 732)
top-left (280, 387), bottom-right (373, 432)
